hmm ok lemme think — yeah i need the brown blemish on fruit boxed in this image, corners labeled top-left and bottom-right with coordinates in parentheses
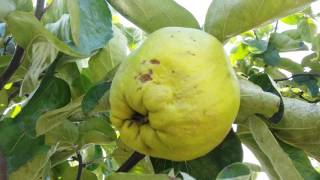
top-left (150, 59), bottom-right (160, 64)
top-left (171, 70), bottom-right (175, 74)
top-left (139, 74), bottom-right (152, 83)
top-left (187, 50), bottom-right (196, 56)
top-left (148, 69), bottom-right (153, 74)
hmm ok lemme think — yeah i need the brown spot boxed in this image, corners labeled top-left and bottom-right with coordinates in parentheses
top-left (148, 69), bottom-right (153, 74)
top-left (137, 87), bottom-right (142, 91)
top-left (139, 74), bottom-right (152, 83)
top-left (150, 59), bottom-right (160, 64)
top-left (171, 70), bottom-right (175, 73)
top-left (187, 50), bottom-right (196, 56)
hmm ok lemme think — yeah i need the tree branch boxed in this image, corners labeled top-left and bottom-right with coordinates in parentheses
top-left (0, 0), bottom-right (46, 90)
top-left (116, 151), bottom-right (145, 172)
top-left (76, 152), bottom-right (84, 180)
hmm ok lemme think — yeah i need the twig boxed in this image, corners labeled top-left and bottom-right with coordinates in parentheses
top-left (116, 151), bottom-right (145, 172)
top-left (0, 0), bottom-right (46, 90)
top-left (34, 0), bottom-right (46, 20)
top-left (274, 20), bottom-right (279, 33)
top-left (76, 152), bottom-right (84, 180)
top-left (274, 73), bottom-right (320, 82)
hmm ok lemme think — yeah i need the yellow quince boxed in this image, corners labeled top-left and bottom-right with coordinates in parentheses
top-left (109, 27), bottom-right (240, 161)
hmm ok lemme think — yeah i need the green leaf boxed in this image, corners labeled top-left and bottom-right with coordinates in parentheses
top-left (204, 0), bottom-right (313, 41)
top-left (41, 0), bottom-right (68, 24)
top-left (279, 141), bottom-right (320, 180)
top-left (13, 0), bottom-right (33, 12)
top-left (249, 117), bottom-right (303, 180)
top-left (298, 18), bottom-right (317, 43)
top-left (45, 14), bottom-right (73, 43)
top-left (0, 56), bottom-right (11, 72)
top-left (107, 0), bottom-right (200, 33)
top-left (278, 58), bottom-right (304, 73)
top-left (230, 43), bottom-right (250, 63)
top-left (261, 44), bottom-right (281, 66)
top-left (45, 120), bottom-right (79, 146)
top-left (79, 117), bottom-right (117, 146)
top-left (108, 173), bottom-right (172, 180)
top-left (249, 73), bottom-right (284, 123)
top-left (9, 151), bottom-right (50, 180)
top-left (20, 38), bottom-right (59, 94)
top-left (15, 76), bottom-right (71, 136)
top-left (36, 96), bottom-right (81, 136)
top-left (281, 13), bottom-right (304, 25)
top-left (4, 11), bottom-right (75, 55)
top-left (269, 33), bottom-right (308, 52)
top-left (83, 26), bottom-right (127, 84)
top-left (243, 39), bottom-right (268, 54)
top-left (293, 75), bottom-right (319, 97)
top-left (60, 166), bottom-right (97, 180)
top-left (0, 90), bottom-right (8, 114)
top-left (216, 162), bottom-right (253, 180)
top-left (268, 98), bottom-right (320, 162)
top-left (112, 141), bottom-right (154, 174)
top-left (282, 29), bottom-right (302, 40)
top-left (0, 119), bottom-right (50, 173)
top-left (0, 0), bottom-right (29, 21)
top-left (302, 53), bottom-right (320, 72)
top-left (82, 82), bottom-right (111, 114)
top-left (151, 130), bottom-right (243, 179)
top-left (68, 0), bottom-right (113, 55)
top-left (238, 126), bottom-right (280, 179)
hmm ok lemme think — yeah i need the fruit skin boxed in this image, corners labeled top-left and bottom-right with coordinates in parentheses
top-left (109, 27), bottom-right (240, 161)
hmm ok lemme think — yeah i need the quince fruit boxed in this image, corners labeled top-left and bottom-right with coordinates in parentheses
top-left (109, 27), bottom-right (240, 161)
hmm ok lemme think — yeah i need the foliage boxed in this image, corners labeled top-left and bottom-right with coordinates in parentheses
top-left (0, 0), bottom-right (320, 179)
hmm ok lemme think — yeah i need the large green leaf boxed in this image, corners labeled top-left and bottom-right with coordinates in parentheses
top-left (269, 33), bottom-right (308, 52)
top-left (107, 0), bottom-right (199, 33)
top-left (83, 26), bottom-right (127, 84)
top-left (279, 141), bottom-right (320, 179)
top-left (36, 96), bottom-right (82, 136)
top-left (20, 38), bottom-right (59, 94)
top-left (68, 0), bottom-right (113, 55)
top-left (151, 130), bottom-right (243, 179)
top-left (9, 150), bottom-right (50, 180)
top-left (15, 76), bottom-right (71, 136)
top-left (269, 98), bottom-right (320, 161)
top-left (204, 0), bottom-right (314, 41)
top-left (249, 117), bottom-right (303, 180)
top-left (5, 10), bottom-right (111, 57)
top-left (0, 119), bottom-right (50, 174)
